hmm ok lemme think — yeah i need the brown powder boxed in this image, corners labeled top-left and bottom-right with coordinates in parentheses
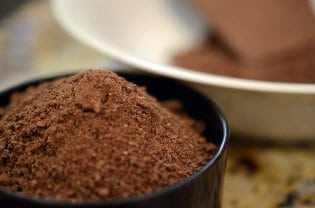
top-left (0, 70), bottom-right (216, 202)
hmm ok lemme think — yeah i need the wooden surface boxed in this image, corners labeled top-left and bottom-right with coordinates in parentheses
top-left (0, 1), bottom-right (314, 207)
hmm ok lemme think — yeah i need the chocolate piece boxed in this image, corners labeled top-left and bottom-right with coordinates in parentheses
top-left (194, 0), bottom-right (315, 63)
top-left (173, 36), bottom-right (315, 83)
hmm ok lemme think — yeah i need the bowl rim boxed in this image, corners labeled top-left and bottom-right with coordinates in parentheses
top-left (51, 0), bottom-right (315, 94)
top-left (0, 71), bottom-right (229, 207)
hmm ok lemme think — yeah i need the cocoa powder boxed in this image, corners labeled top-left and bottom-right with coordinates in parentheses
top-left (0, 70), bottom-right (216, 202)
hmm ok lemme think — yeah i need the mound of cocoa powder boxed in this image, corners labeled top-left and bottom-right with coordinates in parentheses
top-left (0, 70), bottom-right (216, 202)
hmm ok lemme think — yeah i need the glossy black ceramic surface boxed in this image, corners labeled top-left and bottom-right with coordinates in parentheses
top-left (0, 72), bottom-right (229, 208)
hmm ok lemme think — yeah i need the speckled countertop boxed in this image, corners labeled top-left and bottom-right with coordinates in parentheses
top-left (0, 1), bottom-right (314, 208)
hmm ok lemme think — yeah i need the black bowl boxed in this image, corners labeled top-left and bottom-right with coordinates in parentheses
top-left (0, 72), bottom-right (229, 208)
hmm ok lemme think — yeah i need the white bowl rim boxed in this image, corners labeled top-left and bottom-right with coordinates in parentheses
top-left (51, 0), bottom-right (315, 94)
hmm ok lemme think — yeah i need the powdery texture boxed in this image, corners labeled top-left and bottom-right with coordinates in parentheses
top-left (0, 70), bottom-right (215, 202)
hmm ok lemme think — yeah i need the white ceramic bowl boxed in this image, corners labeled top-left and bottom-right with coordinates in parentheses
top-left (51, 0), bottom-right (315, 141)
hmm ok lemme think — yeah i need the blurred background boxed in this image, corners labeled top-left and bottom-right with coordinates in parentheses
top-left (0, 0), bottom-right (113, 88)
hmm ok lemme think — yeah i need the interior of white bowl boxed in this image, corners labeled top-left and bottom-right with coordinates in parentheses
top-left (51, 0), bottom-right (315, 94)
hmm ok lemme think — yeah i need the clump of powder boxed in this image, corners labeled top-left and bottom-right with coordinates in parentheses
top-left (0, 70), bottom-right (216, 202)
